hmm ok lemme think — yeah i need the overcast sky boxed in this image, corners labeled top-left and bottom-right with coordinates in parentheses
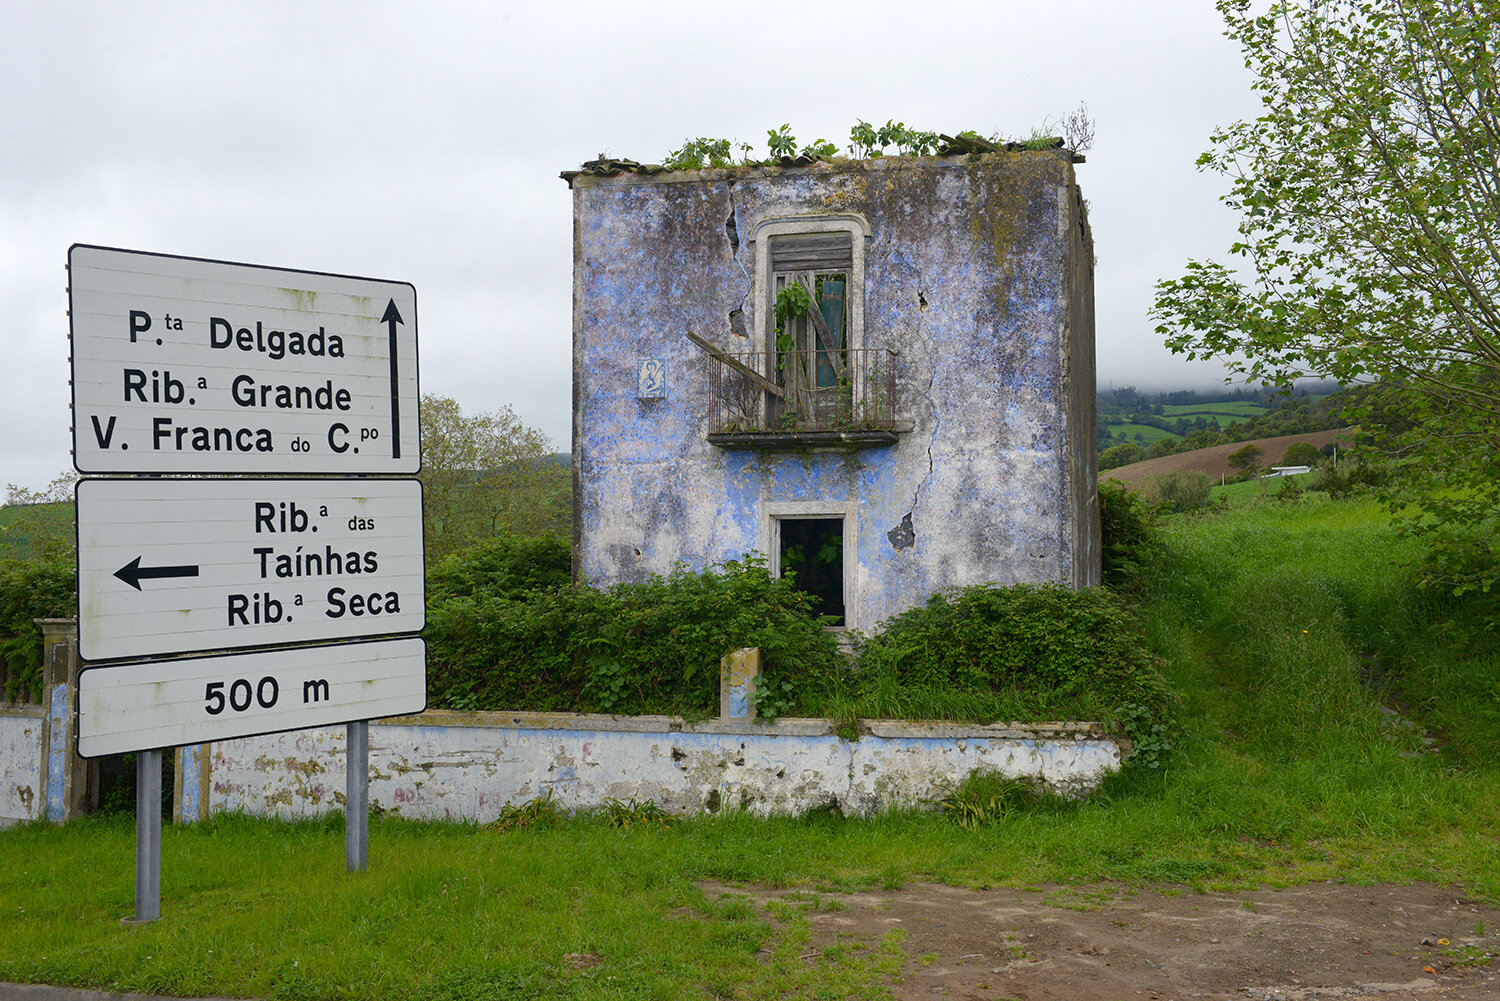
top-left (2, 0), bottom-right (1263, 493)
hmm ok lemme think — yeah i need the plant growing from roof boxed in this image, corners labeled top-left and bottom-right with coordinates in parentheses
top-left (663, 137), bottom-right (752, 170)
top-left (766, 123), bottom-right (797, 159)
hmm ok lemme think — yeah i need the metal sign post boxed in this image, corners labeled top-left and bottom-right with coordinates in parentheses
top-left (68, 245), bottom-right (424, 921)
top-left (130, 749), bottom-right (162, 924)
top-left (346, 721), bottom-right (369, 872)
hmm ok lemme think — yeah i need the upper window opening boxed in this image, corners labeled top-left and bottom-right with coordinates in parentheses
top-left (769, 233), bottom-right (851, 400)
top-left (700, 213), bottom-right (907, 450)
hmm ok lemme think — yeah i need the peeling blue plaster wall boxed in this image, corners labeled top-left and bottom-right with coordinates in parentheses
top-left (569, 152), bottom-right (1097, 630)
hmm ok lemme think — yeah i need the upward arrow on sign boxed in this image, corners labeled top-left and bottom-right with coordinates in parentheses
top-left (383, 298), bottom-right (403, 461)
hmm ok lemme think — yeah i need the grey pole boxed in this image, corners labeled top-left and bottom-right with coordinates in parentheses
top-left (132, 748), bottom-right (162, 923)
top-left (346, 720), bottom-right (368, 871)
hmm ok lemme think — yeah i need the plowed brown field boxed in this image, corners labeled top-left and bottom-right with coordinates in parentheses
top-left (1102, 428), bottom-right (1355, 488)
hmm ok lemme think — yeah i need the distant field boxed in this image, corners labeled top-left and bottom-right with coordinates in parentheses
top-left (1161, 401), bottom-right (1270, 419)
top-left (1105, 423), bottom-right (1179, 445)
top-left (0, 502), bottom-right (74, 560)
top-left (1102, 428), bottom-right (1353, 488)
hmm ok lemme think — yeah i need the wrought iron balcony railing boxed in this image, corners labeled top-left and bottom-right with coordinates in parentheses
top-left (691, 339), bottom-right (907, 450)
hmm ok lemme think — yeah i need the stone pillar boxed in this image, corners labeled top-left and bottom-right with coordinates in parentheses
top-left (719, 647), bottom-right (761, 721)
top-left (37, 618), bottom-right (93, 821)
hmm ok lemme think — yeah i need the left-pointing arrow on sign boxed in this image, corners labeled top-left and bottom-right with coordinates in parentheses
top-left (114, 556), bottom-right (201, 591)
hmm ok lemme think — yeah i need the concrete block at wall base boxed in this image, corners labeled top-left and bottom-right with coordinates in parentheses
top-left (204, 710), bottom-right (1124, 823)
top-left (0, 707), bottom-right (45, 823)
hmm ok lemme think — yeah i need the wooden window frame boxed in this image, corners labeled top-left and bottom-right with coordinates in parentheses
top-left (750, 214), bottom-right (871, 429)
top-left (751, 214), bottom-right (869, 359)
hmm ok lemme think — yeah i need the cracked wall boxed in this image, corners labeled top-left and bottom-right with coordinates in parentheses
top-left (569, 151), bottom-right (1098, 628)
top-left (200, 712), bottom-right (1122, 821)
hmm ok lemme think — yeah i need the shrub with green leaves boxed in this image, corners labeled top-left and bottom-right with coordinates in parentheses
top-left (0, 554), bottom-right (76, 703)
top-left (424, 541), bottom-right (843, 718)
top-left (1099, 480), bottom-right (1159, 590)
top-left (425, 534), bottom-right (571, 602)
top-left (1309, 453), bottom-right (1389, 499)
top-left (846, 583), bottom-right (1175, 769)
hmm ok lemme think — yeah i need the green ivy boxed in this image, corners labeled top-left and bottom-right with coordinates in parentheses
top-left (773, 283), bottom-right (814, 351)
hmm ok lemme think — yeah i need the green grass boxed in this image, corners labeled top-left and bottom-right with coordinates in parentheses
top-left (4, 493), bottom-right (1500, 999)
top-left (1161, 401), bottom-right (1270, 418)
top-left (1209, 471), bottom-right (1318, 506)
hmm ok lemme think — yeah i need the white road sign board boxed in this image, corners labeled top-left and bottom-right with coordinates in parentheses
top-left (77, 478), bottom-right (424, 662)
top-left (76, 637), bottom-right (426, 758)
top-left (69, 245), bottom-right (420, 475)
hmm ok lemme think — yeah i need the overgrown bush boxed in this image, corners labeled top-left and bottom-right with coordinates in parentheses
top-left (0, 555), bottom-right (76, 703)
top-left (424, 538), bottom-right (1176, 769)
top-left (1309, 454), bottom-right (1389, 499)
top-left (846, 583), bottom-right (1175, 769)
top-left (424, 540), bottom-right (843, 718)
top-left (1413, 528), bottom-right (1500, 626)
top-left (1143, 470), bottom-right (1213, 514)
top-left (1099, 480), bottom-right (1159, 590)
top-left (425, 534), bottom-right (571, 602)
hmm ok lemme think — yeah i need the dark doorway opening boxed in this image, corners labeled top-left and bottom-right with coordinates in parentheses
top-left (779, 518), bottom-right (844, 626)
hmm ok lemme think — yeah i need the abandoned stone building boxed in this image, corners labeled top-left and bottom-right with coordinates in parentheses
top-left (563, 138), bottom-right (1098, 632)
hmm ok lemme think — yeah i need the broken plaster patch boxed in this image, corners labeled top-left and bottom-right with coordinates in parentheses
top-left (887, 512), bottom-right (915, 550)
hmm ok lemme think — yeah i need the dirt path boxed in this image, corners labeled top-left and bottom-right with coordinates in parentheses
top-left (706, 880), bottom-right (1500, 1000)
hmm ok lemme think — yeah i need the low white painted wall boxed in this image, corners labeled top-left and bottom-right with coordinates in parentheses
top-left (0, 706), bottom-right (45, 823)
top-left (201, 711), bottom-right (1124, 822)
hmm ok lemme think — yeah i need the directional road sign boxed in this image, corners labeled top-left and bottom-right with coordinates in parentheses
top-left (76, 637), bottom-right (427, 758)
top-left (77, 478), bottom-right (424, 662)
top-left (69, 245), bottom-right (420, 475)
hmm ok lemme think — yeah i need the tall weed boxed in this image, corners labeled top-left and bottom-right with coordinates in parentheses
top-left (1143, 496), bottom-right (1467, 763)
top-left (1144, 471), bottom-right (1213, 514)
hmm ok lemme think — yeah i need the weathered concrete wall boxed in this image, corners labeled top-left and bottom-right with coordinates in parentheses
top-left (200, 711), bottom-right (1122, 822)
top-left (570, 151), bottom-right (1097, 628)
top-left (0, 706), bottom-right (44, 823)
top-left (1064, 182), bottom-right (1101, 587)
top-left (0, 621), bottom-right (95, 824)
